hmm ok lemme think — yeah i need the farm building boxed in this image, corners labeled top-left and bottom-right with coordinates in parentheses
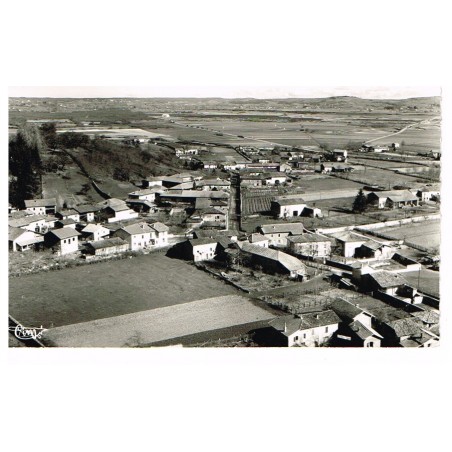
top-left (354, 241), bottom-right (395, 260)
top-left (367, 190), bottom-right (419, 209)
top-left (54, 218), bottom-right (77, 229)
top-left (85, 237), bottom-right (129, 257)
top-left (113, 222), bottom-right (169, 251)
top-left (73, 204), bottom-right (100, 222)
top-left (258, 223), bottom-right (305, 247)
top-left (265, 172), bottom-right (289, 185)
top-left (361, 271), bottom-right (408, 296)
top-left (239, 242), bottom-right (307, 279)
top-left (199, 208), bottom-right (227, 227)
top-left (240, 175), bottom-right (266, 187)
top-left (24, 198), bottom-right (57, 215)
top-left (157, 190), bottom-right (229, 206)
top-left (196, 179), bottom-right (230, 191)
top-left (287, 233), bottom-right (333, 258)
top-left (142, 176), bottom-right (164, 188)
top-left (127, 187), bottom-right (161, 202)
top-left (81, 224), bottom-right (110, 242)
top-left (379, 317), bottom-right (439, 348)
top-left (186, 238), bottom-right (218, 262)
top-left (417, 184), bottom-right (440, 202)
top-left (328, 231), bottom-right (367, 257)
top-left (330, 149), bottom-right (348, 161)
top-left (330, 298), bottom-right (382, 348)
top-left (44, 228), bottom-right (81, 256)
top-left (8, 214), bottom-right (48, 233)
top-left (9, 227), bottom-right (44, 252)
top-left (248, 233), bottom-right (269, 248)
top-left (267, 311), bottom-right (340, 347)
top-left (56, 209), bottom-right (80, 222)
top-left (271, 197), bottom-right (306, 218)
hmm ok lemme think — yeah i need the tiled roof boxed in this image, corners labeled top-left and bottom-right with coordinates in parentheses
top-left (288, 233), bottom-right (332, 244)
top-left (86, 237), bottom-right (128, 250)
top-left (149, 222), bottom-right (169, 233)
top-left (269, 311), bottom-right (341, 336)
top-left (260, 223), bottom-right (304, 235)
top-left (9, 227), bottom-right (28, 241)
top-left (9, 215), bottom-right (46, 228)
top-left (82, 224), bottom-right (109, 234)
top-left (329, 231), bottom-right (366, 243)
top-left (189, 238), bottom-right (218, 247)
top-left (273, 197), bottom-right (306, 206)
top-left (368, 271), bottom-right (408, 289)
top-left (330, 298), bottom-right (363, 321)
top-left (349, 320), bottom-right (383, 340)
top-left (120, 223), bottom-right (154, 235)
top-left (73, 204), bottom-right (100, 214)
top-left (387, 318), bottom-right (422, 338)
top-left (58, 209), bottom-right (79, 217)
top-left (361, 240), bottom-right (389, 251)
top-left (412, 310), bottom-right (440, 325)
top-left (56, 218), bottom-right (77, 225)
top-left (250, 233), bottom-right (268, 243)
top-left (24, 198), bottom-right (56, 208)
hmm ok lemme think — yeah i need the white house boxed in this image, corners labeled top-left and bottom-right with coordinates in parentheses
top-left (113, 223), bottom-right (155, 251)
top-left (9, 227), bottom-right (44, 252)
top-left (271, 197), bottom-right (307, 218)
top-left (44, 228), bottom-right (81, 256)
top-left (258, 223), bottom-right (305, 247)
top-left (81, 224), bottom-right (110, 242)
top-left (188, 238), bottom-right (218, 262)
top-left (268, 311), bottom-right (341, 347)
top-left (24, 198), bottom-right (57, 215)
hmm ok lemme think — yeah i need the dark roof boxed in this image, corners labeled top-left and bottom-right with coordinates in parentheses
top-left (330, 298), bottom-right (364, 321)
top-left (46, 228), bottom-right (81, 240)
top-left (269, 311), bottom-right (341, 336)
top-left (9, 215), bottom-right (46, 228)
top-left (348, 320), bottom-right (383, 340)
top-left (329, 231), bottom-right (367, 243)
top-left (55, 218), bottom-right (77, 226)
top-left (387, 318), bottom-right (422, 338)
top-left (9, 227), bottom-right (28, 241)
top-left (273, 197), bottom-right (306, 206)
top-left (86, 237), bottom-right (128, 250)
top-left (250, 233), bottom-right (268, 243)
top-left (120, 223), bottom-right (155, 235)
top-left (149, 222), bottom-right (169, 233)
top-left (57, 209), bottom-right (79, 217)
top-left (24, 198), bottom-right (57, 208)
top-left (361, 240), bottom-right (390, 251)
top-left (189, 238), bottom-right (218, 247)
top-left (73, 204), bottom-right (101, 214)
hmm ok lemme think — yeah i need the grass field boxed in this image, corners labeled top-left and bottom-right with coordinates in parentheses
top-left (404, 269), bottom-right (440, 298)
top-left (9, 254), bottom-right (240, 329)
top-left (40, 295), bottom-right (277, 347)
top-left (378, 220), bottom-right (441, 250)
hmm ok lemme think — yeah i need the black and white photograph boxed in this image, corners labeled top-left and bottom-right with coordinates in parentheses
top-left (2, 2), bottom-right (451, 452)
top-left (7, 88), bottom-right (442, 348)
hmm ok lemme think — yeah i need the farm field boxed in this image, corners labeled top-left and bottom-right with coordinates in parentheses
top-left (56, 127), bottom-right (173, 140)
top-left (40, 295), bottom-right (278, 347)
top-left (378, 220), bottom-right (440, 250)
top-left (9, 254), bottom-right (240, 329)
top-left (291, 174), bottom-right (364, 193)
top-left (404, 269), bottom-right (440, 298)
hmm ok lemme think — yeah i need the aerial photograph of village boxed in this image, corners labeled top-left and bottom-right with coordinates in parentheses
top-left (8, 90), bottom-right (441, 348)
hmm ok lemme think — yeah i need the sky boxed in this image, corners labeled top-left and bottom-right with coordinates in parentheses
top-left (8, 86), bottom-right (441, 100)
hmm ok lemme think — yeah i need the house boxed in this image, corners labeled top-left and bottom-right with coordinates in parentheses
top-left (9, 227), bottom-right (44, 252)
top-left (8, 214), bottom-right (48, 233)
top-left (44, 228), bottom-right (81, 256)
top-left (187, 238), bottom-right (219, 262)
top-left (24, 198), bottom-right (57, 215)
top-left (127, 188), bottom-right (160, 202)
top-left (330, 298), bottom-right (383, 347)
top-left (56, 209), bottom-right (80, 222)
top-left (240, 174), bottom-right (266, 187)
top-left (73, 204), bottom-right (100, 222)
top-left (271, 197), bottom-right (307, 218)
top-left (380, 317), bottom-right (439, 347)
top-left (330, 149), bottom-right (348, 161)
top-left (54, 218), bottom-right (77, 229)
top-left (355, 240), bottom-right (395, 259)
top-left (249, 233), bottom-right (269, 248)
top-left (417, 184), bottom-right (440, 202)
top-left (362, 271), bottom-right (408, 295)
top-left (157, 190), bottom-right (229, 206)
top-left (258, 223), bottom-right (305, 247)
top-left (113, 222), bottom-right (156, 251)
top-left (268, 311), bottom-right (340, 347)
top-left (81, 224), bottom-right (110, 242)
top-left (367, 190), bottom-right (419, 209)
top-left (98, 199), bottom-right (139, 223)
top-left (148, 222), bottom-right (169, 247)
top-left (199, 208), bottom-right (227, 227)
top-left (265, 172), bottom-right (289, 185)
top-left (239, 242), bottom-right (307, 279)
top-left (196, 179), bottom-right (231, 191)
top-left (85, 237), bottom-right (129, 257)
top-left (142, 176), bottom-right (164, 188)
top-left (320, 163), bottom-right (333, 173)
top-left (287, 233), bottom-right (333, 258)
top-left (329, 231), bottom-right (367, 257)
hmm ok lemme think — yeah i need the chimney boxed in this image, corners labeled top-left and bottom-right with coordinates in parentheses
top-left (284, 321), bottom-right (287, 333)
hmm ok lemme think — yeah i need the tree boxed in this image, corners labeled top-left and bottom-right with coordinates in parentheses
top-left (40, 122), bottom-right (58, 150)
top-left (352, 189), bottom-right (368, 213)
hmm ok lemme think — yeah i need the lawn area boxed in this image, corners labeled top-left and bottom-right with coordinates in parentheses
top-left (404, 269), bottom-right (440, 298)
top-left (9, 254), bottom-right (240, 329)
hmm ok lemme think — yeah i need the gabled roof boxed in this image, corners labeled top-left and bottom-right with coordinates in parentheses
top-left (9, 215), bottom-right (46, 228)
top-left (269, 311), bottom-right (341, 336)
top-left (330, 298), bottom-right (364, 321)
top-left (240, 243), bottom-right (305, 272)
top-left (349, 320), bottom-right (383, 340)
top-left (46, 228), bottom-right (81, 240)
top-left (57, 209), bottom-right (79, 217)
top-left (369, 190), bottom-right (417, 201)
top-left (24, 198), bottom-right (57, 208)
top-left (412, 310), bottom-right (440, 325)
top-left (368, 271), bottom-right (408, 289)
top-left (119, 223), bottom-right (155, 235)
top-left (200, 208), bottom-right (226, 216)
top-left (55, 218), bottom-right (77, 226)
top-left (86, 237), bottom-right (128, 250)
top-left (273, 197), bottom-right (306, 206)
top-left (250, 233), bottom-right (268, 243)
top-left (288, 233), bottom-right (332, 244)
top-left (361, 240), bottom-right (390, 251)
top-left (189, 238), bottom-right (218, 247)
top-left (329, 231), bottom-right (366, 243)
top-left (149, 222), bottom-right (169, 233)
top-left (9, 227), bottom-right (29, 241)
top-left (82, 224), bottom-right (109, 234)
top-left (128, 188), bottom-right (159, 196)
top-left (259, 223), bottom-right (304, 235)
top-left (73, 204), bottom-right (100, 214)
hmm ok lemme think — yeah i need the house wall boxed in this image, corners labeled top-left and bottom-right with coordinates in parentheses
top-left (22, 219), bottom-right (47, 233)
top-left (342, 240), bottom-right (365, 257)
top-left (288, 323), bottom-right (339, 347)
top-left (363, 336), bottom-right (381, 347)
top-left (192, 243), bottom-right (217, 261)
top-left (107, 209), bottom-right (139, 223)
top-left (10, 231), bottom-right (39, 252)
top-left (59, 236), bottom-right (79, 255)
top-left (93, 244), bottom-right (129, 256)
top-left (26, 206), bottom-right (46, 215)
top-left (263, 232), bottom-right (291, 247)
top-left (290, 240), bottom-right (331, 258)
top-left (273, 203), bottom-right (307, 219)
